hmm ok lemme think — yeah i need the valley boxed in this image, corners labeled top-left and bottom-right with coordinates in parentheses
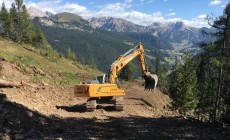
top-left (29, 9), bottom-right (213, 71)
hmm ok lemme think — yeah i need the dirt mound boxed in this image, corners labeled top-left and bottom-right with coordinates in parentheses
top-left (127, 85), bottom-right (171, 110)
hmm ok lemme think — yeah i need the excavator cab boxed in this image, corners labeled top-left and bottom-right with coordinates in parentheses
top-left (96, 74), bottom-right (108, 84)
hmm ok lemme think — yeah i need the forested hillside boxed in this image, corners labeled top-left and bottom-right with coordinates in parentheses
top-left (33, 17), bottom-right (170, 72)
top-left (37, 25), bottom-right (134, 71)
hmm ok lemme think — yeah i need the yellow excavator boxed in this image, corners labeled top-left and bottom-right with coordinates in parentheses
top-left (74, 43), bottom-right (158, 111)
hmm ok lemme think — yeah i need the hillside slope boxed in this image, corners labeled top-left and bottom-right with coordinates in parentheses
top-left (0, 39), bottom-right (229, 139)
top-left (0, 39), bottom-right (100, 85)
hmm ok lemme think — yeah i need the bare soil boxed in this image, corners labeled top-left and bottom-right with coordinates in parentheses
top-left (0, 60), bottom-right (229, 139)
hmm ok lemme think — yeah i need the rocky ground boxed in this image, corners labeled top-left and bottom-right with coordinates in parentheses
top-left (0, 59), bottom-right (230, 139)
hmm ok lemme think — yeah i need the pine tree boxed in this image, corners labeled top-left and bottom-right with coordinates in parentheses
top-left (80, 56), bottom-right (86, 65)
top-left (181, 52), bottom-right (198, 114)
top-left (155, 57), bottom-right (168, 92)
top-left (119, 63), bottom-right (136, 81)
top-left (33, 27), bottom-right (43, 47)
top-left (89, 56), bottom-right (97, 69)
top-left (169, 57), bottom-right (184, 110)
top-left (195, 2), bottom-right (230, 125)
top-left (195, 53), bottom-right (213, 121)
top-left (0, 0), bottom-right (48, 48)
top-left (169, 53), bottom-right (198, 115)
top-left (9, 2), bottom-right (18, 41)
top-left (21, 5), bottom-right (34, 43)
top-left (219, 3), bottom-right (230, 126)
top-left (10, 0), bottom-right (24, 42)
top-left (66, 48), bottom-right (77, 61)
top-left (0, 2), bottom-right (13, 38)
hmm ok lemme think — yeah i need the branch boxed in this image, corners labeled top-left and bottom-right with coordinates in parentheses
top-left (0, 79), bottom-right (21, 88)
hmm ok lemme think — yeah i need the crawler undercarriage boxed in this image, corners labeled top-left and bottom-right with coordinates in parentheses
top-left (86, 97), bottom-right (124, 112)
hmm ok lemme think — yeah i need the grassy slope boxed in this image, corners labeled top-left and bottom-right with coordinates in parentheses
top-left (0, 38), bottom-right (100, 85)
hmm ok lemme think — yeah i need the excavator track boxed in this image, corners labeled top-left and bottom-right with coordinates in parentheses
top-left (114, 97), bottom-right (124, 111)
top-left (86, 100), bottom-right (97, 112)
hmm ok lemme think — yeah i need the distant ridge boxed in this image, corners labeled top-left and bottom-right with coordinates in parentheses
top-left (27, 6), bottom-right (54, 18)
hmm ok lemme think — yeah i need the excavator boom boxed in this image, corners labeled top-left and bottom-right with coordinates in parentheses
top-left (109, 43), bottom-right (157, 89)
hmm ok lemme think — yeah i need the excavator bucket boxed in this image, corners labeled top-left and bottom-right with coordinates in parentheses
top-left (144, 74), bottom-right (158, 90)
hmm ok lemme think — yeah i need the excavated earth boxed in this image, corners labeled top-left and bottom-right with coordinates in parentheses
top-left (0, 59), bottom-right (230, 139)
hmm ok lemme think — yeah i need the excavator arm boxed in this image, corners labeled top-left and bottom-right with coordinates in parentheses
top-left (109, 43), bottom-right (158, 89)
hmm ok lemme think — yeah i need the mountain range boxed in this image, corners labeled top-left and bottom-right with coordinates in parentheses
top-left (90, 17), bottom-right (213, 47)
top-left (28, 6), bottom-right (214, 71)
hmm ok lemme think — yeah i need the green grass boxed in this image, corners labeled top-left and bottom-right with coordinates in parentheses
top-left (32, 73), bottom-right (79, 85)
top-left (20, 56), bottom-right (39, 66)
top-left (62, 72), bottom-right (80, 84)
top-left (32, 76), bottom-right (66, 85)
top-left (0, 39), bottom-right (99, 73)
top-left (0, 39), bottom-right (100, 85)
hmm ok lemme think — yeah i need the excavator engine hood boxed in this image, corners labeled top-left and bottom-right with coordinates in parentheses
top-left (143, 73), bottom-right (158, 90)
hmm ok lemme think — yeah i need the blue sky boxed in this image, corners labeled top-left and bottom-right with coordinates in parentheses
top-left (0, 0), bottom-right (228, 27)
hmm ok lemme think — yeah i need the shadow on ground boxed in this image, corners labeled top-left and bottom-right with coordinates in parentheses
top-left (56, 104), bottom-right (118, 112)
top-left (1, 93), bottom-right (229, 139)
top-left (56, 104), bottom-right (86, 113)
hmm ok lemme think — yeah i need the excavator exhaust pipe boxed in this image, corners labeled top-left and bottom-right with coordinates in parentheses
top-left (144, 74), bottom-right (158, 90)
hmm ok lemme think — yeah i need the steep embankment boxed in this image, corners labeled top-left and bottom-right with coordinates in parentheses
top-left (0, 39), bottom-right (229, 139)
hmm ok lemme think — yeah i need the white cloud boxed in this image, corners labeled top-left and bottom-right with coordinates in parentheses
top-left (59, 3), bottom-right (87, 13)
top-left (124, 11), bottom-right (165, 25)
top-left (1, 0), bottom-right (207, 28)
top-left (182, 14), bottom-right (208, 28)
top-left (209, 0), bottom-right (222, 6)
top-left (166, 12), bottom-right (176, 17)
top-left (197, 14), bottom-right (207, 19)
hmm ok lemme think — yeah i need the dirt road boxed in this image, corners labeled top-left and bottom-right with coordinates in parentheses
top-left (0, 60), bottom-right (229, 139)
top-left (1, 84), bottom-right (229, 139)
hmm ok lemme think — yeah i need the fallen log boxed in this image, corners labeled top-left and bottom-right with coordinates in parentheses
top-left (0, 79), bottom-right (21, 88)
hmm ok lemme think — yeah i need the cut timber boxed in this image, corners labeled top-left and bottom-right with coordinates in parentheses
top-left (0, 79), bottom-right (21, 88)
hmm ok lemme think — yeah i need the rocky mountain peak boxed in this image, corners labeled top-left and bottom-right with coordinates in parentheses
top-left (89, 17), bottom-right (145, 32)
top-left (168, 21), bottom-right (186, 30)
top-left (27, 6), bottom-right (54, 18)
